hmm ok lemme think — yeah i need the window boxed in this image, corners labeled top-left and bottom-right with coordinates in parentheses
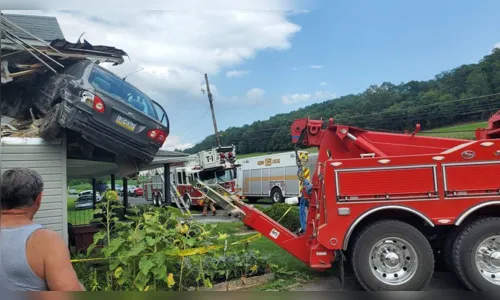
top-left (152, 100), bottom-right (169, 127)
top-left (88, 65), bottom-right (159, 121)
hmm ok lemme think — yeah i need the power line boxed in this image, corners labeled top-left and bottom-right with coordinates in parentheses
top-left (170, 108), bottom-right (210, 138)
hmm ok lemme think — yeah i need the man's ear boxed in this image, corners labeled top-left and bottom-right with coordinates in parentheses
top-left (35, 191), bottom-right (43, 207)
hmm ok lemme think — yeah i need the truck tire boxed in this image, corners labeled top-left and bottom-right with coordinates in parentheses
top-left (271, 188), bottom-right (284, 203)
top-left (451, 217), bottom-right (500, 291)
top-left (39, 103), bottom-right (63, 140)
top-left (443, 225), bottom-right (462, 272)
top-left (183, 195), bottom-right (192, 209)
top-left (351, 219), bottom-right (434, 291)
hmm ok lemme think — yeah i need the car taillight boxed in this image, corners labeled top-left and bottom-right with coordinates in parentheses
top-left (147, 129), bottom-right (168, 144)
top-left (81, 91), bottom-right (105, 113)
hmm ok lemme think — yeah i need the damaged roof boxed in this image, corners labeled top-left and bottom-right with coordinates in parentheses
top-left (2, 13), bottom-right (65, 42)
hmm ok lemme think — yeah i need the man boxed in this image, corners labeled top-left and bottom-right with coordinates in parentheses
top-left (202, 196), bottom-right (217, 216)
top-left (0, 168), bottom-right (84, 291)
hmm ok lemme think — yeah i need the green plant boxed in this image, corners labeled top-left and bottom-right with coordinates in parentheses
top-left (77, 202), bottom-right (270, 291)
top-left (261, 203), bottom-right (300, 232)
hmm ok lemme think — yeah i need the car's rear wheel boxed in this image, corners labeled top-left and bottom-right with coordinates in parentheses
top-left (39, 103), bottom-right (63, 140)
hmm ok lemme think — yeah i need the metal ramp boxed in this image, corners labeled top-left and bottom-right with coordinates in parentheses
top-left (188, 178), bottom-right (245, 219)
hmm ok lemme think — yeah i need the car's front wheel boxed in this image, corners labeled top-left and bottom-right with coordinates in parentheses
top-left (39, 103), bottom-right (63, 140)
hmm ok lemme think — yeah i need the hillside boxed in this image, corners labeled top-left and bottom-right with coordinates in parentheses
top-left (181, 49), bottom-right (500, 155)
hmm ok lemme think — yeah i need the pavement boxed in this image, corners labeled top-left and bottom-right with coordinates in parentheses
top-left (291, 269), bottom-right (466, 291)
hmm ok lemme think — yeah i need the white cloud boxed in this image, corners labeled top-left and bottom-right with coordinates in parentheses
top-left (320, 82), bottom-right (327, 86)
top-left (162, 135), bottom-right (194, 151)
top-left (226, 70), bottom-right (251, 78)
top-left (282, 93), bottom-right (311, 104)
top-left (282, 90), bottom-right (336, 105)
top-left (5, 10), bottom-right (300, 99)
top-left (246, 88), bottom-right (265, 101)
top-left (310, 65), bottom-right (323, 69)
top-left (292, 67), bottom-right (299, 71)
top-left (494, 42), bottom-right (500, 49)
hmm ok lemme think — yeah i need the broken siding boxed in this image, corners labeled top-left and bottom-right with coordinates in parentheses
top-left (0, 137), bottom-right (68, 243)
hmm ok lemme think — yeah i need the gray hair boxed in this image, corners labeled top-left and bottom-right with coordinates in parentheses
top-left (1, 168), bottom-right (44, 210)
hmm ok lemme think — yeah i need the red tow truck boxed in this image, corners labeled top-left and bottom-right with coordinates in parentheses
top-left (193, 112), bottom-right (500, 291)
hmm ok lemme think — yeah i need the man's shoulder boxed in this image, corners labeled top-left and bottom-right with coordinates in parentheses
top-left (31, 228), bottom-right (66, 246)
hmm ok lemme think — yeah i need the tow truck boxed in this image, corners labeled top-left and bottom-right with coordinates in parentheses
top-left (189, 112), bottom-right (500, 291)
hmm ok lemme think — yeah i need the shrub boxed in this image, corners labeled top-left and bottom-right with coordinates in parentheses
top-left (260, 203), bottom-right (300, 232)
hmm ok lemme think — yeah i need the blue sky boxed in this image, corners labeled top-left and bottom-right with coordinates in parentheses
top-left (196, 0), bottom-right (500, 141)
top-left (13, 3), bottom-right (499, 150)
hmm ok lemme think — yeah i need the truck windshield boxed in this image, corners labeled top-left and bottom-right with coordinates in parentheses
top-left (88, 66), bottom-right (159, 121)
top-left (216, 169), bottom-right (234, 182)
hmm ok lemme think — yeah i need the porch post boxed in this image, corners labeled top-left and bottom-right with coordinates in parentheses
top-left (92, 178), bottom-right (97, 209)
top-left (122, 178), bottom-right (128, 208)
top-left (110, 174), bottom-right (116, 191)
top-left (164, 163), bottom-right (171, 206)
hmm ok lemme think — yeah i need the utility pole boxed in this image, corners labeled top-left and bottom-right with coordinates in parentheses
top-left (204, 73), bottom-right (221, 147)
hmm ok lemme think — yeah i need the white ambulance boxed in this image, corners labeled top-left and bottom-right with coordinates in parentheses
top-left (234, 151), bottom-right (317, 203)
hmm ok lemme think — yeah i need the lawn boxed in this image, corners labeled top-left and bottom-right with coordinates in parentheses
top-left (418, 121), bottom-right (487, 139)
top-left (67, 196), bottom-right (93, 225)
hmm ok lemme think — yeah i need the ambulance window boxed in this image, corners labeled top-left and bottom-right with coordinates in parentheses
top-left (177, 172), bottom-right (182, 185)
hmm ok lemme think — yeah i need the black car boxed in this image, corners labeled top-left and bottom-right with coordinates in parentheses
top-left (32, 60), bottom-right (170, 173)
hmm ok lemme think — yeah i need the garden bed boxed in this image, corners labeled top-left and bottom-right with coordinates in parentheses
top-left (189, 273), bottom-right (275, 291)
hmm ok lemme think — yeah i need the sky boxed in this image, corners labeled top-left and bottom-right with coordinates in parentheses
top-left (4, 0), bottom-right (500, 150)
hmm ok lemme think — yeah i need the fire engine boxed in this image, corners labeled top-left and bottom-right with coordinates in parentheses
top-left (144, 145), bottom-right (237, 208)
top-left (190, 112), bottom-right (500, 291)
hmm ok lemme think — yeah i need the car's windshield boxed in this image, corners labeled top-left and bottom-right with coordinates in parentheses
top-left (88, 66), bottom-right (159, 121)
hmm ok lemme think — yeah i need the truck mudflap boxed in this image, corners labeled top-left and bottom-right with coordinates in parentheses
top-left (189, 178), bottom-right (335, 268)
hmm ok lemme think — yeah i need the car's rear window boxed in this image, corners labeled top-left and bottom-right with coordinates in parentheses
top-left (88, 66), bottom-right (160, 121)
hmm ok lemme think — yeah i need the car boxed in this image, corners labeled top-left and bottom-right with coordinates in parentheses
top-left (68, 189), bottom-right (78, 195)
top-left (74, 195), bottom-right (95, 210)
top-left (132, 187), bottom-right (144, 197)
top-left (76, 190), bottom-right (102, 202)
top-left (33, 60), bottom-right (170, 177)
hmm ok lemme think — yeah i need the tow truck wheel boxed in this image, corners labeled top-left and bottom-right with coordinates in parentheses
top-left (351, 219), bottom-right (434, 291)
top-left (451, 217), bottom-right (500, 291)
top-left (271, 188), bottom-right (283, 203)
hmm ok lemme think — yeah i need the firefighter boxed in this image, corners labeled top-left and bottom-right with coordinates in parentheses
top-left (202, 196), bottom-right (217, 216)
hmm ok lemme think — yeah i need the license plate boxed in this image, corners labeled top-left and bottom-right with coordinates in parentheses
top-left (116, 115), bottom-right (136, 131)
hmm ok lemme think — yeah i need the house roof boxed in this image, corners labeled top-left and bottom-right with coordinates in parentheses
top-left (2, 13), bottom-right (65, 42)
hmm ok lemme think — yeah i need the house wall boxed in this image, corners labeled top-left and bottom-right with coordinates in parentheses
top-left (0, 137), bottom-right (68, 243)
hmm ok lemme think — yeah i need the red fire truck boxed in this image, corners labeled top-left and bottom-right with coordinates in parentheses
top-left (144, 145), bottom-right (237, 208)
top-left (192, 112), bottom-right (500, 291)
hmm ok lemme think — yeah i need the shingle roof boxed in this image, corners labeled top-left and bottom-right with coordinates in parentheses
top-left (2, 13), bottom-right (65, 42)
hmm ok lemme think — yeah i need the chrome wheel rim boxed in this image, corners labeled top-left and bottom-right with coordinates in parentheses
top-left (475, 235), bottom-right (500, 285)
top-left (369, 237), bottom-right (418, 285)
top-left (273, 192), bottom-right (280, 203)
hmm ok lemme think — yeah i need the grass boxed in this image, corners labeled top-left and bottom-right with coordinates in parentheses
top-left (418, 121), bottom-right (487, 139)
top-left (69, 179), bottom-right (140, 193)
top-left (67, 195), bottom-right (94, 226)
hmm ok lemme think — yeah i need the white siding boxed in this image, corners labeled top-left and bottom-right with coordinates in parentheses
top-left (1, 137), bottom-right (68, 243)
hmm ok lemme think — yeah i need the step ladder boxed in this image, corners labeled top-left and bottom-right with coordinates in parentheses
top-left (169, 178), bottom-right (193, 220)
